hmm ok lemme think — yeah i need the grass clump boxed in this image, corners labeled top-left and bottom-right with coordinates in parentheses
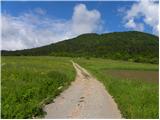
top-left (1, 56), bottom-right (76, 118)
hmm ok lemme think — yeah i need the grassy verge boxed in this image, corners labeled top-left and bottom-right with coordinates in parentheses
top-left (75, 58), bottom-right (159, 118)
top-left (1, 56), bottom-right (76, 118)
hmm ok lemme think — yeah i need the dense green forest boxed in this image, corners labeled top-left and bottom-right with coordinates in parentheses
top-left (2, 31), bottom-right (159, 64)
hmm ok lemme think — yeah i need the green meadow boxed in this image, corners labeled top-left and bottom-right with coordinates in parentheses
top-left (1, 56), bottom-right (76, 118)
top-left (1, 56), bottom-right (159, 118)
top-left (75, 58), bottom-right (159, 118)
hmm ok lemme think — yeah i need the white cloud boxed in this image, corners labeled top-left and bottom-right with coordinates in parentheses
top-left (124, 19), bottom-right (144, 31)
top-left (122, 0), bottom-right (159, 34)
top-left (34, 8), bottom-right (46, 15)
top-left (1, 4), bottom-right (102, 50)
top-left (71, 4), bottom-right (102, 35)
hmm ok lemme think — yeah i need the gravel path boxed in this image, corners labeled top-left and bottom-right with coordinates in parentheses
top-left (44, 61), bottom-right (121, 118)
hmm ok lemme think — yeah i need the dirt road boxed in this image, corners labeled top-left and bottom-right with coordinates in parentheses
top-left (44, 62), bottom-right (121, 118)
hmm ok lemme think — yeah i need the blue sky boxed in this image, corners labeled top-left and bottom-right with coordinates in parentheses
top-left (1, 1), bottom-right (144, 33)
top-left (1, 1), bottom-right (159, 50)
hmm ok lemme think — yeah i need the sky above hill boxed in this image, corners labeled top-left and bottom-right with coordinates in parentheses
top-left (1, 0), bottom-right (159, 50)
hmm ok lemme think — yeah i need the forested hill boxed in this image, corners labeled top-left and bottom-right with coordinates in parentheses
top-left (2, 31), bottom-right (159, 64)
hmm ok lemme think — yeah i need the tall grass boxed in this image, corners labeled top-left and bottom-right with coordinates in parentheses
top-left (75, 58), bottom-right (159, 118)
top-left (1, 56), bottom-right (76, 118)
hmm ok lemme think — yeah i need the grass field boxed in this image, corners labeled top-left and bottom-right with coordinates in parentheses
top-left (1, 56), bottom-right (76, 118)
top-left (75, 58), bottom-right (159, 119)
top-left (1, 56), bottom-right (159, 118)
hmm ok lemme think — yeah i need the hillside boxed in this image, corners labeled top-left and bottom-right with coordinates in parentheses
top-left (2, 31), bottom-right (159, 64)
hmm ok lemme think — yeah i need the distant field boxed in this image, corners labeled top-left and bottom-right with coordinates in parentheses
top-left (2, 56), bottom-right (159, 119)
top-left (1, 56), bottom-right (76, 118)
top-left (75, 58), bottom-right (159, 118)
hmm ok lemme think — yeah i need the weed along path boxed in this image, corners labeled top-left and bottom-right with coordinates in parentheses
top-left (44, 61), bottom-right (121, 118)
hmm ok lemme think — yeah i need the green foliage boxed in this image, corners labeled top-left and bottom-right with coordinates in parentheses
top-left (1, 56), bottom-right (76, 118)
top-left (2, 31), bottom-right (159, 64)
top-left (75, 58), bottom-right (159, 118)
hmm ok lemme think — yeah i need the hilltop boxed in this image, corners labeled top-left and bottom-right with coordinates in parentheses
top-left (2, 31), bottom-right (159, 64)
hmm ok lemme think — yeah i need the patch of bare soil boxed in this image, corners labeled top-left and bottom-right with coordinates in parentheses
top-left (106, 70), bottom-right (158, 83)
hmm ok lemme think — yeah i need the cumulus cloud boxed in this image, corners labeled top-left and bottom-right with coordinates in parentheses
top-left (122, 0), bottom-right (159, 35)
top-left (1, 4), bottom-right (102, 50)
top-left (71, 4), bottom-right (102, 35)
